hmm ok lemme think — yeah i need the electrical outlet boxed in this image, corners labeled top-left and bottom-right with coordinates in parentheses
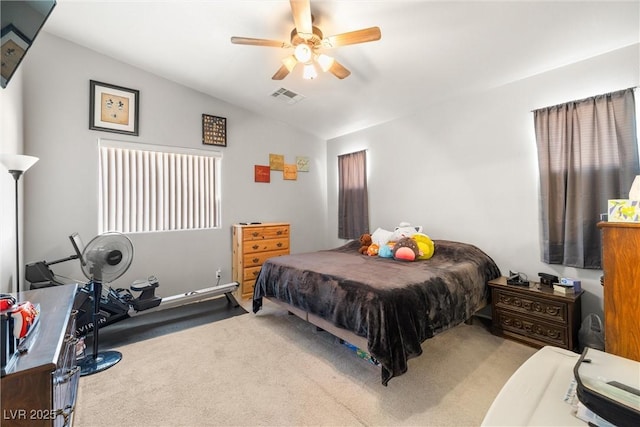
top-left (216, 268), bottom-right (222, 279)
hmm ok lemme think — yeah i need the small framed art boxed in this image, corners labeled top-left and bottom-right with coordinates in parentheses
top-left (89, 80), bottom-right (139, 136)
top-left (202, 114), bottom-right (227, 147)
top-left (296, 156), bottom-right (310, 172)
top-left (283, 164), bottom-right (298, 180)
top-left (255, 165), bottom-right (270, 183)
top-left (269, 153), bottom-right (284, 171)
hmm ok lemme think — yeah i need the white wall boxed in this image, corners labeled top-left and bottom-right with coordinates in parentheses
top-left (0, 69), bottom-right (26, 294)
top-left (19, 32), bottom-right (328, 297)
top-left (7, 31), bottom-right (639, 322)
top-left (326, 44), bottom-right (640, 319)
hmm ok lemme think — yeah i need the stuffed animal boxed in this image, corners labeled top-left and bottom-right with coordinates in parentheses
top-left (412, 233), bottom-right (435, 260)
top-left (390, 222), bottom-right (423, 242)
top-left (371, 227), bottom-right (394, 246)
top-left (367, 243), bottom-right (380, 256)
top-left (358, 233), bottom-right (372, 254)
top-left (392, 237), bottom-right (420, 261)
top-left (378, 244), bottom-right (394, 258)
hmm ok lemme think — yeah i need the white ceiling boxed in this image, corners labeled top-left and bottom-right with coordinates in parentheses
top-left (43, 0), bottom-right (640, 140)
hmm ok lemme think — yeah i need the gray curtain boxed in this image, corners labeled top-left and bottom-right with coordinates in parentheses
top-left (338, 150), bottom-right (369, 239)
top-left (534, 88), bottom-right (639, 268)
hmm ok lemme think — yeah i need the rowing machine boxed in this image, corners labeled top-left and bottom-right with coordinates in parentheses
top-left (25, 233), bottom-right (239, 337)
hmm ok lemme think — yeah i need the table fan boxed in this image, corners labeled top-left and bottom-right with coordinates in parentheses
top-left (77, 232), bottom-right (133, 376)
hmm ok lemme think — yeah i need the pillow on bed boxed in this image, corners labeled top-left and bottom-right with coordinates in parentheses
top-left (371, 227), bottom-right (394, 246)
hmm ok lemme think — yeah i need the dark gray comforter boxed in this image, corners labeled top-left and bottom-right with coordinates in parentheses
top-left (253, 239), bottom-right (501, 385)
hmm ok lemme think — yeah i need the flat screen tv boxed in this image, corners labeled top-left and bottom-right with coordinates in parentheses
top-left (1, 0), bottom-right (56, 89)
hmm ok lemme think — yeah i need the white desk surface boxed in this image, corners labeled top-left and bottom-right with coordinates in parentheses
top-left (482, 346), bottom-right (586, 426)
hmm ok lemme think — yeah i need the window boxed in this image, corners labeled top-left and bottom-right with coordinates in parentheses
top-left (533, 88), bottom-right (639, 268)
top-left (338, 150), bottom-right (369, 239)
top-left (98, 139), bottom-right (221, 233)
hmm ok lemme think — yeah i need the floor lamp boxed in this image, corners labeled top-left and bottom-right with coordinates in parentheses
top-left (0, 154), bottom-right (39, 295)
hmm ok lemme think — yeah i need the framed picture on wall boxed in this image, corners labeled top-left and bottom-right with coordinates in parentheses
top-left (89, 80), bottom-right (139, 136)
top-left (202, 114), bottom-right (227, 147)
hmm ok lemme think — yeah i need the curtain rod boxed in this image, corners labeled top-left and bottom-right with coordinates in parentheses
top-left (531, 86), bottom-right (638, 113)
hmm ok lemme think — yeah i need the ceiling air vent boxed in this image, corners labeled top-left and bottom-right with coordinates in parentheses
top-left (270, 87), bottom-right (305, 105)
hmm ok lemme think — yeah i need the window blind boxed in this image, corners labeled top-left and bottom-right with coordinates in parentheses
top-left (98, 140), bottom-right (221, 233)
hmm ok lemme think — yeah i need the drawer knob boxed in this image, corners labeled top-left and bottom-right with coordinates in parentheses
top-left (277, 242), bottom-right (283, 247)
top-left (252, 232), bottom-right (259, 237)
top-left (547, 329), bottom-right (561, 339)
top-left (252, 271), bottom-right (258, 277)
top-left (546, 306), bottom-right (561, 316)
top-left (277, 230), bottom-right (283, 235)
top-left (252, 245), bottom-right (259, 250)
top-left (252, 258), bottom-right (259, 263)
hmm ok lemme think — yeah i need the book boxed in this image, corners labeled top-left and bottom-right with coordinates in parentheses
top-left (554, 284), bottom-right (575, 294)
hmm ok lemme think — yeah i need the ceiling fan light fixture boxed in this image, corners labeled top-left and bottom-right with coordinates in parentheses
top-left (294, 43), bottom-right (313, 63)
top-left (231, 0), bottom-right (382, 80)
top-left (316, 54), bottom-right (334, 72)
top-left (303, 63), bottom-right (318, 80)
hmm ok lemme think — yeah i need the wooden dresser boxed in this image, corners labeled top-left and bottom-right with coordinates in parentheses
top-left (1, 284), bottom-right (80, 427)
top-left (489, 276), bottom-right (582, 351)
top-left (232, 223), bottom-right (290, 299)
top-left (598, 221), bottom-right (640, 362)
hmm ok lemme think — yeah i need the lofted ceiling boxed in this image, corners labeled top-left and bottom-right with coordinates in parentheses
top-left (42, 0), bottom-right (639, 140)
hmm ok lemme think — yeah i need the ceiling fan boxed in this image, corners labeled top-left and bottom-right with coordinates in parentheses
top-left (230, 0), bottom-right (381, 80)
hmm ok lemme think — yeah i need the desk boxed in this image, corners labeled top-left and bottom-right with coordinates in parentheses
top-left (482, 346), bottom-right (585, 426)
top-left (1, 284), bottom-right (79, 426)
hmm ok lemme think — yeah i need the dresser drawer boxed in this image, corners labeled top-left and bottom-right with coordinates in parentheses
top-left (493, 288), bottom-right (568, 324)
top-left (243, 225), bottom-right (289, 241)
top-left (243, 237), bottom-right (289, 254)
top-left (241, 279), bottom-right (256, 298)
top-left (243, 249), bottom-right (289, 267)
top-left (494, 309), bottom-right (568, 348)
top-left (243, 266), bottom-right (263, 282)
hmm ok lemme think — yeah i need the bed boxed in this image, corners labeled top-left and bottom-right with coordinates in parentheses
top-left (252, 239), bottom-right (501, 385)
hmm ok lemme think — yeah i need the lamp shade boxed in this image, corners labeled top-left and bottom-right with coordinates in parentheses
top-left (630, 175), bottom-right (640, 200)
top-left (0, 154), bottom-right (39, 173)
top-left (303, 63), bottom-right (317, 80)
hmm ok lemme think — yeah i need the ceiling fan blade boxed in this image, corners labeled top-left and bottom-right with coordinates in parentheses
top-left (272, 65), bottom-right (292, 80)
top-left (290, 0), bottom-right (313, 39)
top-left (231, 36), bottom-right (290, 48)
top-left (323, 27), bottom-right (382, 48)
top-left (327, 59), bottom-right (351, 79)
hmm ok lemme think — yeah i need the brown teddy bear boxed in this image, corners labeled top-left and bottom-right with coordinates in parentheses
top-left (358, 233), bottom-right (372, 254)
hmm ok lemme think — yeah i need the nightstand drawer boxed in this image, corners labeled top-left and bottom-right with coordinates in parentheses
top-left (493, 289), bottom-right (568, 324)
top-left (494, 309), bottom-right (568, 348)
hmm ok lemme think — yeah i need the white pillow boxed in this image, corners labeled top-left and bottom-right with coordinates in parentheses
top-left (371, 227), bottom-right (394, 246)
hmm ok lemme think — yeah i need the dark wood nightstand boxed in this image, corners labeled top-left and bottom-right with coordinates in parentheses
top-left (488, 276), bottom-right (583, 351)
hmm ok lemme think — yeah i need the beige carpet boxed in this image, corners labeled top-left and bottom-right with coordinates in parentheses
top-left (74, 302), bottom-right (536, 426)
